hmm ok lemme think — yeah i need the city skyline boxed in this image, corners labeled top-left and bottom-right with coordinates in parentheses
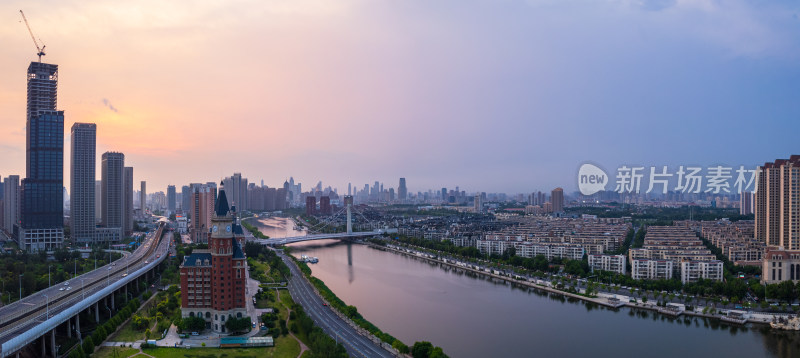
top-left (0, 1), bottom-right (798, 194)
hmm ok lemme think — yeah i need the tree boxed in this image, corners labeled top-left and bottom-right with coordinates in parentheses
top-left (393, 340), bottom-right (410, 354)
top-left (412, 341), bottom-right (433, 358)
top-left (82, 337), bottom-right (95, 355)
top-left (178, 316), bottom-right (206, 332)
top-left (225, 316), bottom-right (252, 334)
top-left (344, 305), bottom-right (358, 318)
top-left (145, 328), bottom-right (151, 340)
top-left (429, 347), bottom-right (449, 358)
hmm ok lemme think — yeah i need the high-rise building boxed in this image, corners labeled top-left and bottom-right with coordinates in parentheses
top-left (95, 181), bottom-right (102, 223)
top-left (70, 123), bottom-right (97, 243)
top-left (189, 183), bottom-right (215, 243)
top-left (740, 191), bottom-right (754, 216)
top-left (167, 185), bottom-right (177, 213)
top-left (319, 196), bottom-right (331, 215)
top-left (20, 62), bottom-right (64, 251)
top-left (101, 152), bottom-right (124, 242)
top-left (140, 181), bottom-right (147, 213)
top-left (756, 156), bottom-right (800, 250)
top-left (181, 185), bottom-right (191, 212)
top-left (551, 188), bottom-right (564, 213)
top-left (3, 176), bottom-right (20, 235)
top-left (306, 196), bottom-right (316, 215)
top-left (223, 173), bottom-right (249, 211)
top-left (474, 192), bottom-right (484, 213)
top-left (398, 178), bottom-right (407, 201)
top-left (180, 186), bottom-right (247, 332)
top-left (124, 167), bottom-right (134, 236)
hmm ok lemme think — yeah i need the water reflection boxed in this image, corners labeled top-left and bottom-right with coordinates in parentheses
top-left (347, 242), bottom-right (354, 283)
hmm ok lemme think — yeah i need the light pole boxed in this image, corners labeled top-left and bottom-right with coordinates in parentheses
top-left (48, 265), bottom-right (51, 288)
top-left (44, 294), bottom-right (49, 319)
top-left (19, 274), bottom-right (23, 301)
top-left (82, 279), bottom-right (85, 300)
top-left (107, 267), bottom-right (111, 286)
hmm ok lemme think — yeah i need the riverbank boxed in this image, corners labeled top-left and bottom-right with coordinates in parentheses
top-left (365, 241), bottom-right (786, 328)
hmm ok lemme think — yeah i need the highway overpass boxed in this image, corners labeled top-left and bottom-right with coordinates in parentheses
top-left (0, 223), bottom-right (171, 358)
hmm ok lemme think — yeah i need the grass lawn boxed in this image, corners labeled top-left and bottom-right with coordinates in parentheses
top-left (93, 346), bottom-right (141, 358)
top-left (110, 322), bottom-right (146, 342)
top-left (144, 337), bottom-right (299, 358)
top-left (255, 297), bottom-right (272, 309)
top-left (300, 350), bottom-right (312, 358)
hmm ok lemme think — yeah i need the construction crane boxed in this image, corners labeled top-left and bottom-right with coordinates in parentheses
top-left (19, 10), bottom-right (46, 62)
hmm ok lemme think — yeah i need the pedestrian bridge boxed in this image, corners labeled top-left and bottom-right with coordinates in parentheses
top-left (254, 230), bottom-right (387, 245)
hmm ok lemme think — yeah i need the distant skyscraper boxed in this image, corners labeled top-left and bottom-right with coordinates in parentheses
top-left (3, 176), bottom-right (20, 235)
top-left (474, 192), bottom-right (484, 213)
top-left (20, 61), bottom-right (64, 251)
top-left (551, 187), bottom-right (564, 213)
top-left (140, 181), bottom-right (147, 212)
top-left (398, 178), bottom-right (407, 201)
top-left (740, 191), bottom-right (753, 216)
top-left (70, 123), bottom-right (97, 243)
top-left (306, 196), bottom-right (316, 216)
top-left (167, 185), bottom-right (177, 213)
top-left (101, 152), bottom-right (124, 241)
top-left (319, 196), bottom-right (331, 215)
top-left (124, 167), bottom-right (134, 235)
top-left (223, 173), bottom-right (248, 210)
top-left (441, 188), bottom-right (447, 201)
top-left (181, 185), bottom-right (191, 212)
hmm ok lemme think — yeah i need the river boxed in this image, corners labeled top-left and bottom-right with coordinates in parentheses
top-left (249, 217), bottom-right (800, 358)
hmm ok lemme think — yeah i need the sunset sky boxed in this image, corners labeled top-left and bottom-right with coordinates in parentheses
top-left (1, 0), bottom-right (798, 195)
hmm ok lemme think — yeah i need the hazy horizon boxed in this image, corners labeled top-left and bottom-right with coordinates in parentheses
top-left (1, 0), bottom-right (798, 195)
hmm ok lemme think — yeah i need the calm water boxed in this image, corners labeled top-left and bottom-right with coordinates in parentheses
top-left (246, 216), bottom-right (307, 238)
top-left (258, 218), bottom-right (800, 358)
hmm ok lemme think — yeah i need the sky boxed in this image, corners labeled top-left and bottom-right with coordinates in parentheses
top-left (0, 0), bottom-right (798, 195)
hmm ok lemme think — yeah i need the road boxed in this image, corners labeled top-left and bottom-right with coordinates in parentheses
top-left (276, 250), bottom-right (394, 358)
top-left (0, 224), bottom-right (169, 345)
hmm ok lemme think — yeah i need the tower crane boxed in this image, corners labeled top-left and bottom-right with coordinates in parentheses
top-left (19, 10), bottom-right (46, 62)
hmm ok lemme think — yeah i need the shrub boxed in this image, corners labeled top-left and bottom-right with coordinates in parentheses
top-left (82, 337), bottom-right (95, 355)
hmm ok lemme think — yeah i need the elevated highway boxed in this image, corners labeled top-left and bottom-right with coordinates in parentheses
top-left (0, 222), bottom-right (171, 357)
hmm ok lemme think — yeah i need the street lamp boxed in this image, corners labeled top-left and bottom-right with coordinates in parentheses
top-left (48, 265), bottom-right (52, 288)
top-left (81, 279), bottom-right (85, 300)
top-left (44, 294), bottom-right (49, 319)
top-left (19, 274), bottom-right (23, 301)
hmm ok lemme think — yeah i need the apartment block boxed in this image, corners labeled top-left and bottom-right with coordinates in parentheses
top-left (588, 254), bottom-right (626, 275)
top-left (631, 259), bottom-right (674, 280)
top-left (680, 260), bottom-right (724, 284)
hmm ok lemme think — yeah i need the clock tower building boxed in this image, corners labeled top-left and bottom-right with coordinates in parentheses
top-left (180, 183), bottom-right (248, 333)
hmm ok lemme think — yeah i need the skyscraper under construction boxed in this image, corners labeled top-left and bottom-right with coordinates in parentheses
top-left (19, 61), bottom-right (64, 251)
